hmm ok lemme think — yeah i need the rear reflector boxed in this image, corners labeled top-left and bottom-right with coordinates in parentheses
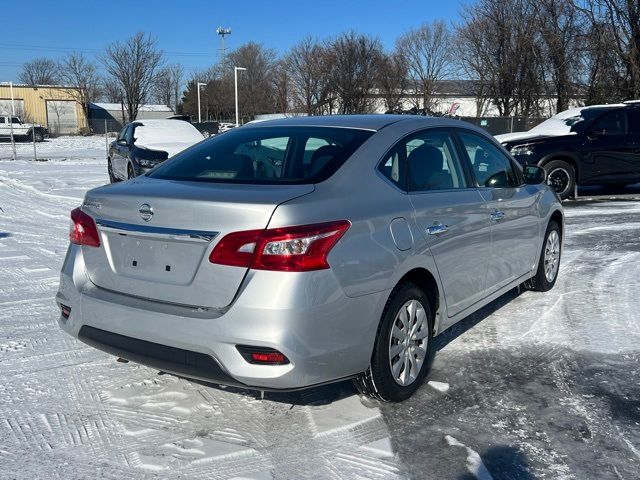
top-left (60, 304), bottom-right (71, 319)
top-left (69, 207), bottom-right (100, 247)
top-left (209, 220), bottom-right (350, 272)
top-left (236, 345), bottom-right (290, 365)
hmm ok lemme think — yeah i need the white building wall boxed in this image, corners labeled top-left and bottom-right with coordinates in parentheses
top-left (372, 95), bottom-right (583, 118)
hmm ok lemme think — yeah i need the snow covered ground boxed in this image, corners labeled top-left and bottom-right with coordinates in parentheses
top-left (1, 137), bottom-right (639, 479)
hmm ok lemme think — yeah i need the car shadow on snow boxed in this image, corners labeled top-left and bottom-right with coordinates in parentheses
top-left (433, 286), bottom-right (523, 352)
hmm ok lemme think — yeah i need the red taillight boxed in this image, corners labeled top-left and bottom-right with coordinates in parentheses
top-left (69, 207), bottom-right (100, 247)
top-left (208, 229), bottom-right (263, 267)
top-left (209, 220), bottom-right (350, 272)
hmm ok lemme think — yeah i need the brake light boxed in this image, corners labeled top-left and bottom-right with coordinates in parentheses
top-left (208, 229), bottom-right (262, 267)
top-left (209, 220), bottom-right (350, 272)
top-left (69, 207), bottom-right (100, 247)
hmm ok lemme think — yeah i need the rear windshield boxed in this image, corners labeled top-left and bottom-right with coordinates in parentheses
top-left (147, 126), bottom-right (373, 184)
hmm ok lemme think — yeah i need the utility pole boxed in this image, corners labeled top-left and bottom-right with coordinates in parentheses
top-left (234, 67), bottom-right (246, 127)
top-left (197, 82), bottom-right (207, 123)
top-left (216, 27), bottom-right (232, 58)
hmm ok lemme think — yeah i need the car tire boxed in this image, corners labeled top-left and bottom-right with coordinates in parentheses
top-left (544, 160), bottom-right (575, 200)
top-left (33, 130), bottom-right (44, 142)
top-left (127, 163), bottom-right (135, 180)
top-left (353, 282), bottom-right (434, 402)
top-left (525, 220), bottom-right (561, 292)
top-left (107, 159), bottom-right (119, 183)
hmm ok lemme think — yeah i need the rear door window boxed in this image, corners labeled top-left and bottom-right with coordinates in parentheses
top-left (149, 127), bottom-right (373, 184)
top-left (377, 129), bottom-right (467, 192)
top-left (404, 130), bottom-right (467, 192)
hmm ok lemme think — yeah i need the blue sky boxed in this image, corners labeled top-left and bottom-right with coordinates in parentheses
top-left (0, 0), bottom-right (464, 82)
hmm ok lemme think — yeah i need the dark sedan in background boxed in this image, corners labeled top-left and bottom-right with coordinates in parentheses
top-left (108, 119), bottom-right (204, 182)
top-left (496, 102), bottom-right (640, 199)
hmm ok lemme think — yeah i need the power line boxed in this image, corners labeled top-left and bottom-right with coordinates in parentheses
top-left (0, 42), bottom-right (217, 57)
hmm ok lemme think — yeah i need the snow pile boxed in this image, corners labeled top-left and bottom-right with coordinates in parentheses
top-left (133, 119), bottom-right (204, 157)
top-left (133, 120), bottom-right (203, 146)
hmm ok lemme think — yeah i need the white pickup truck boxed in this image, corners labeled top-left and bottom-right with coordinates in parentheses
top-left (0, 116), bottom-right (48, 142)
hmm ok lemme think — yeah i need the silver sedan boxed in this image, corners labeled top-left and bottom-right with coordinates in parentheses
top-left (57, 115), bottom-right (563, 402)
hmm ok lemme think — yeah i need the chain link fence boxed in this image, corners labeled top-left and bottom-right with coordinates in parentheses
top-left (460, 117), bottom-right (546, 136)
top-left (1, 116), bottom-right (547, 162)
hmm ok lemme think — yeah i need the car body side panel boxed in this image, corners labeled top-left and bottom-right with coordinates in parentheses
top-left (479, 185), bottom-right (541, 291)
top-left (409, 189), bottom-right (492, 318)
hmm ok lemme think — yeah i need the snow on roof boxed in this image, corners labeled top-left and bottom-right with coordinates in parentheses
top-left (90, 103), bottom-right (174, 112)
top-left (531, 103), bottom-right (625, 136)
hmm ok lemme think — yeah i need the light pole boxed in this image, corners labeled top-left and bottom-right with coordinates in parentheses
top-left (1, 82), bottom-right (17, 160)
top-left (234, 67), bottom-right (246, 127)
top-left (196, 82), bottom-right (206, 123)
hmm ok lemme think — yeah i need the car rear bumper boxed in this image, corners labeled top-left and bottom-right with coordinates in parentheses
top-left (56, 244), bottom-right (387, 390)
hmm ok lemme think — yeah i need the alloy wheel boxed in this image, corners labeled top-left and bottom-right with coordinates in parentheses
top-left (544, 230), bottom-right (561, 282)
top-left (388, 299), bottom-right (429, 386)
top-left (547, 168), bottom-right (570, 195)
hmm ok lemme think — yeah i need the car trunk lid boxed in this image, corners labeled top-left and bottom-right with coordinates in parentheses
top-left (80, 176), bottom-right (313, 308)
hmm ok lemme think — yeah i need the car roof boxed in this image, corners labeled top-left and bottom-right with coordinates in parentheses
top-left (131, 119), bottom-right (191, 126)
top-left (243, 114), bottom-right (464, 131)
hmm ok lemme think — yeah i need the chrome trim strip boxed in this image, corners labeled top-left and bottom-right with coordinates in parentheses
top-left (95, 219), bottom-right (219, 242)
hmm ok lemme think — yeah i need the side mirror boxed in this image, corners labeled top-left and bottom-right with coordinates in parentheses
top-left (523, 164), bottom-right (546, 185)
top-left (117, 138), bottom-right (128, 147)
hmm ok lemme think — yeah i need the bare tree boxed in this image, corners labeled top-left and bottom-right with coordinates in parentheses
top-left (18, 58), bottom-right (59, 85)
top-left (328, 32), bottom-right (383, 114)
top-left (580, 22), bottom-right (626, 103)
top-left (533, 0), bottom-right (584, 113)
top-left (575, 0), bottom-right (640, 100)
top-left (457, 0), bottom-right (545, 116)
top-left (58, 53), bottom-right (101, 120)
top-left (153, 63), bottom-right (184, 112)
top-left (222, 42), bottom-right (276, 120)
top-left (181, 67), bottom-right (234, 121)
top-left (100, 32), bottom-right (164, 122)
top-left (375, 51), bottom-right (409, 112)
top-left (102, 77), bottom-right (123, 103)
top-left (397, 21), bottom-right (454, 110)
top-left (272, 60), bottom-right (290, 114)
top-left (285, 37), bottom-right (333, 115)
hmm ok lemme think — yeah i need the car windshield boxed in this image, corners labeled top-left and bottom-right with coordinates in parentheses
top-left (531, 107), bottom-right (616, 135)
top-left (148, 126), bottom-right (373, 184)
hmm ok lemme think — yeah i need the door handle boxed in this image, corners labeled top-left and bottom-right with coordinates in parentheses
top-left (490, 210), bottom-right (505, 222)
top-left (426, 224), bottom-right (449, 236)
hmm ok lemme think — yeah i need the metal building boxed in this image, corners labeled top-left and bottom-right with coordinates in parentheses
top-left (0, 84), bottom-right (88, 134)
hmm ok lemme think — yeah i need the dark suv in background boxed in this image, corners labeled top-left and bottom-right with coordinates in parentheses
top-left (496, 102), bottom-right (640, 199)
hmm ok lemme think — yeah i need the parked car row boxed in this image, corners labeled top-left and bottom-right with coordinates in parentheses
top-left (497, 101), bottom-right (640, 199)
top-left (59, 114), bottom-right (562, 402)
